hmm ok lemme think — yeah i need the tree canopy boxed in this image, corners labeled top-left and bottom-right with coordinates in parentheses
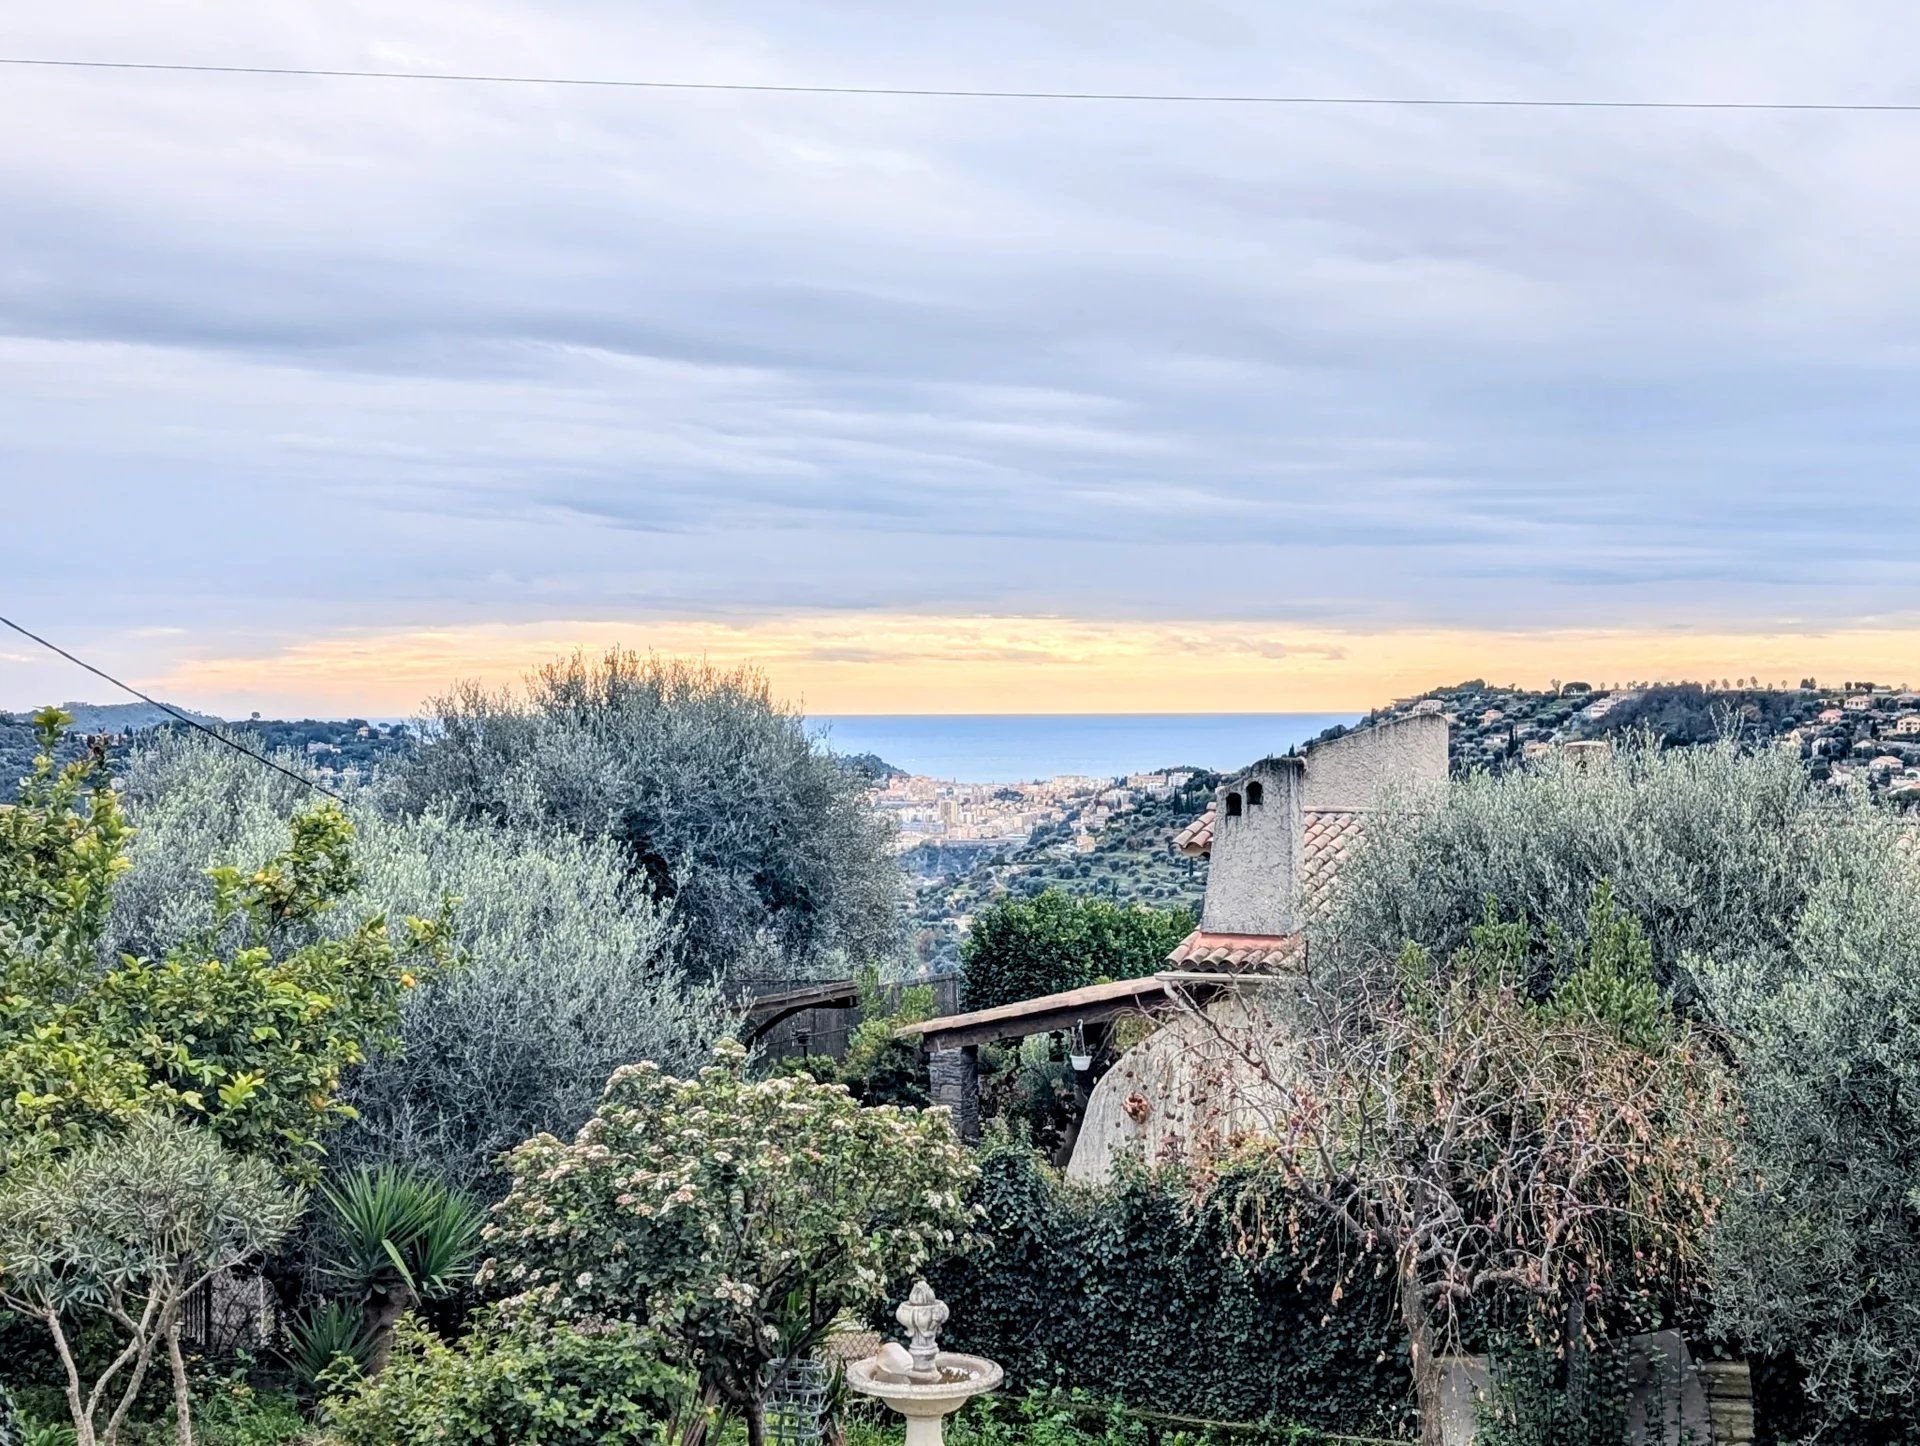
top-left (1222, 891), bottom-right (1732, 1446)
top-left (960, 888), bottom-right (1193, 1011)
top-left (1318, 737), bottom-right (1920, 1436)
top-left (0, 710), bottom-right (448, 1182)
top-left (480, 1039), bottom-right (972, 1446)
top-left (108, 728), bottom-right (729, 1195)
top-left (387, 651), bottom-right (903, 985)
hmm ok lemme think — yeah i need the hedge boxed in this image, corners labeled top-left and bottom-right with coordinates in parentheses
top-left (931, 1137), bottom-right (1413, 1440)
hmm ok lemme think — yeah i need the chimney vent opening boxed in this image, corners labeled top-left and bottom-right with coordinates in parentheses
top-left (1224, 791), bottom-right (1243, 818)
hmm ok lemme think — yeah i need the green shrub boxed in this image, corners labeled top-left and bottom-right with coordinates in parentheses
top-left (323, 1309), bottom-right (691, 1445)
top-left (315, 1164), bottom-right (484, 1368)
top-left (482, 1039), bottom-right (972, 1445)
top-left (932, 1137), bottom-right (1410, 1439)
top-left (1473, 1339), bottom-right (1630, 1446)
top-left (110, 730), bottom-right (729, 1197)
top-left (187, 1375), bottom-right (308, 1446)
top-left (284, 1302), bottom-right (379, 1398)
top-left (961, 891), bottom-right (1193, 1011)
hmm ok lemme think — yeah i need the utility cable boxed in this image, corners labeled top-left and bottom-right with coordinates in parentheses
top-left (3, 56), bottom-right (1919, 113)
top-left (0, 612), bottom-right (348, 803)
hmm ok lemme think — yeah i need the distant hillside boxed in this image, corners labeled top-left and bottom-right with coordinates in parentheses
top-left (909, 769), bottom-right (1214, 972)
top-left (1330, 678), bottom-right (1920, 801)
top-left (906, 678), bottom-right (1920, 971)
top-left (0, 700), bottom-right (215, 800)
top-left (10, 699), bottom-right (223, 731)
top-left (836, 751), bottom-right (905, 781)
top-left (0, 706), bottom-right (415, 803)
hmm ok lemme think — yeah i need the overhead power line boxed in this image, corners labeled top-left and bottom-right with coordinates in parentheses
top-left (4, 55), bottom-right (1920, 113)
top-left (0, 613), bottom-right (348, 803)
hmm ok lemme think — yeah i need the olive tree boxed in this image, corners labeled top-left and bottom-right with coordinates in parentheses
top-left (1316, 736), bottom-right (1920, 1435)
top-left (1200, 893), bottom-right (1733, 1446)
top-left (1705, 821), bottom-right (1920, 1429)
top-left (1319, 735), bottom-right (1839, 1002)
top-left (480, 1039), bottom-right (974, 1446)
top-left (386, 650), bottom-right (904, 985)
top-left (0, 1116), bottom-right (301, 1446)
top-left (110, 730), bottom-right (729, 1194)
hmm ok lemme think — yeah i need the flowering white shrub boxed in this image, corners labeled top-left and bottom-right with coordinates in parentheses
top-left (480, 1039), bottom-right (974, 1446)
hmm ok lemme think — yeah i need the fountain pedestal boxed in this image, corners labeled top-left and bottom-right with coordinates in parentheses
top-left (844, 1282), bottom-right (1003, 1446)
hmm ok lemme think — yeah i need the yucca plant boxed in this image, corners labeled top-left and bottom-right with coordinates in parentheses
top-left (284, 1300), bottom-right (381, 1396)
top-left (316, 1165), bottom-right (484, 1371)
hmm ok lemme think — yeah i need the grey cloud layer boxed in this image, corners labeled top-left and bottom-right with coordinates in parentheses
top-left (5, 0), bottom-right (1920, 655)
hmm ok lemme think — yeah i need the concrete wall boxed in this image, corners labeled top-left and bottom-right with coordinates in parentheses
top-left (1066, 992), bottom-right (1295, 1186)
top-left (1299, 712), bottom-right (1450, 812)
top-left (1200, 757), bottom-right (1305, 936)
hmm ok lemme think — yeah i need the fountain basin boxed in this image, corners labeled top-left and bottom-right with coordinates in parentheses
top-left (846, 1351), bottom-right (1003, 1444)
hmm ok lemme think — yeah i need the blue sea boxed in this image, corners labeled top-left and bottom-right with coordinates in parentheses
top-left (807, 713), bottom-right (1359, 783)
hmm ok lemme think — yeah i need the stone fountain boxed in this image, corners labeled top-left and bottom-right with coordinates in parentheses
top-left (845, 1282), bottom-right (1003, 1446)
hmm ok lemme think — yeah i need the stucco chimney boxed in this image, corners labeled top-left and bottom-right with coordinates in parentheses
top-left (1200, 755), bottom-right (1306, 936)
top-left (1196, 713), bottom-right (1449, 940)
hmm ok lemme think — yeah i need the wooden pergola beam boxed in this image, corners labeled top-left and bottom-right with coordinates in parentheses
top-left (897, 974), bottom-right (1221, 1054)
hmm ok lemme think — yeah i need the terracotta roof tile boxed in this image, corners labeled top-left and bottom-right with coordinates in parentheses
top-left (1302, 809), bottom-right (1365, 908)
top-left (1165, 929), bottom-right (1303, 969)
top-left (1173, 804), bottom-right (1215, 858)
top-left (1173, 804), bottom-right (1366, 902)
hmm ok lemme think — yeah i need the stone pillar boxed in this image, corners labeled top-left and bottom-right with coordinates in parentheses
top-left (929, 1046), bottom-right (980, 1143)
top-left (1435, 1355), bottom-right (1491, 1446)
top-left (1698, 1360), bottom-right (1755, 1446)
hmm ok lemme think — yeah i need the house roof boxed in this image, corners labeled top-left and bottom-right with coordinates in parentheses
top-left (1165, 929), bottom-right (1304, 969)
top-left (1172, 802), bottom-right (1364, 903)
top-left (1173, 803), bottom-right (1215, 857)
top-left (1302, 809), bottom-right (1365, 907)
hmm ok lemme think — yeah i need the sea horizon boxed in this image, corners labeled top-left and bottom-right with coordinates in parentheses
top-left (807, 712), bottom-right (1360, 783)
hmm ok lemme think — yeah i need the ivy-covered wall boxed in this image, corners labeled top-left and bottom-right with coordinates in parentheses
top-left (931, 1138), bottom-right (1414, 1440)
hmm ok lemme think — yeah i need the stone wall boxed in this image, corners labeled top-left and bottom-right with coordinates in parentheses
top-left (928, 1045), bottom-right (981, 1142)
top-left (1065, 991), bottom-right (1294, 1186)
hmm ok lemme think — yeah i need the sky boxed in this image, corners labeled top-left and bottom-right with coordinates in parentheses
top-left (4, 1), bottom-right (1920, 716)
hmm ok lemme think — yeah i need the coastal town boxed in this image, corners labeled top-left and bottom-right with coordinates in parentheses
top-left (869, 677), bottom-right (1920, 895)
top-left (871, 767), bottom-right (1199, 856)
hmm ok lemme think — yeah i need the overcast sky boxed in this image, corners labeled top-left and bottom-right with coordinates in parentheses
top-left (5, 2), bottom-right (1920, 714)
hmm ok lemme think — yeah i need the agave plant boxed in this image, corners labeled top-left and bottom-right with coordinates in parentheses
top-left (284, 1300), bottom-right (381, 1396)
top-left (316, 1164), bottom-right (484, 1371)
